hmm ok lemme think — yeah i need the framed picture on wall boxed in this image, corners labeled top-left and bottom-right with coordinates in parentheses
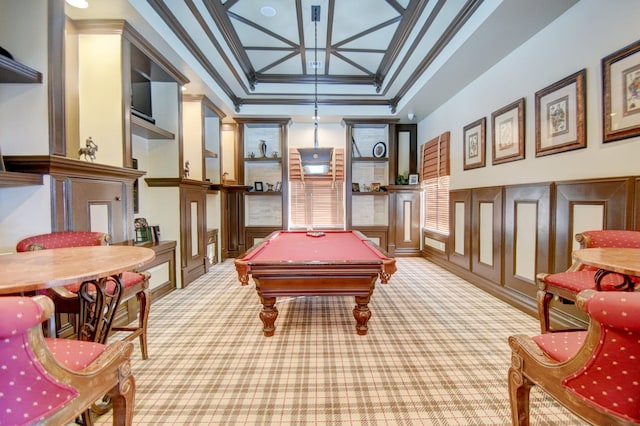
top-left (491, 98), bottom-right (525, 165)
top-left (602, 39), bottom-right (640, 143)
top-left (463, 117), bottom-right (486, 170)
top-left (535, 69), bottom-right (586, 157)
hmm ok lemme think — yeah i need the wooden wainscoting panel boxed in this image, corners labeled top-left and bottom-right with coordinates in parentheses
top-left (553, 177), bottom-right (633, 272)
top-left (471, 187), bottom-right (503, 284)
top-left (448, 190), bottom-right (471, 270)
top-left (504, 184), bottom-right (551, 297)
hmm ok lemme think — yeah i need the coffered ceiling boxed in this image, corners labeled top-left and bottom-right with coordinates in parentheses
top-left (66, 0), bottom-right (579, 120)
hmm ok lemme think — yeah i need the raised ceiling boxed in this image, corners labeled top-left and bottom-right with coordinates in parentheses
top-left (67, 0), bottom-right (579, 120)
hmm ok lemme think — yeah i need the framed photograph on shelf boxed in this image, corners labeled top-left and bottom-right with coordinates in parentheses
top-left (463, 117), bottom-right (486, 170)
top-left (371, 182), bottom-right (381, 192)
top-left (254, 181), bottom-right (263, 192)
top-left (352, 182), bottom-right (360, 192)
top-left (408, 174), bottom-right (419, 185)
top-left (535, 69), bottom-right (586, 157)
top-left (602, 39), bottom-right (640, 143)
top-left (491, 98), bottom-right (525, 165)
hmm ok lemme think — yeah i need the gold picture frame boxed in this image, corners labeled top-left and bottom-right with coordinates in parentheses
top-left (491, 98), bottom-right (525, 165)
top-left (535, 69), bottom-right (586, 157)
top-left (602, 39), bottom-right (640, 143)
top-left (463, 117), bottom-right (486, 170)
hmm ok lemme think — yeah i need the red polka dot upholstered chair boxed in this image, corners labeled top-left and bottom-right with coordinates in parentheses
top-left (536, 230), bottom-right (640, 334)
top-left (0, 295), bottom-right (135, 425)
top-left (15, 231), bottom-right (152, 359)
top-left (508, 289), bottom-right (640, 425)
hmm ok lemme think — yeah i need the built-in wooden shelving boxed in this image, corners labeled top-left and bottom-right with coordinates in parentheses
top-left (131, 115), bottom-right (174, 139)
top-left (0, 55), bottom-right (42, 83)
top-left (0, 170), bottom-right (43, 187)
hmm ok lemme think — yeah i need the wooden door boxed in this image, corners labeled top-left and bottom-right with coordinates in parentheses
top-left (180, 185), bottom-right (207, 286)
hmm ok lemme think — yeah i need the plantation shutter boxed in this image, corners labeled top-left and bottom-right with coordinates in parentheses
top-left (420, 132), bottom-right (450, 234)
top-left (289, 148), bottom-right (345, 229)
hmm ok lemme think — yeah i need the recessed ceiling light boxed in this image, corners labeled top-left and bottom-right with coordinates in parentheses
top-left (260, 6), bottom-right (277, 17)
top-left (66, 0), bottom-right (89, 8)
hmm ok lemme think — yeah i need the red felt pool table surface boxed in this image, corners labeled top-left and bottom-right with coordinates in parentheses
top-left (234, 230), bottom-right (396, 337)
top-left (241, 230), bottom-right (388, 262)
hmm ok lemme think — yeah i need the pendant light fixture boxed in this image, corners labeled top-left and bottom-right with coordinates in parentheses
top-left (298, 5), bottom-right (333, 175)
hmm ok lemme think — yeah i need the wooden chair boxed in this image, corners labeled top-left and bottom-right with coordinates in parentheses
top-left (536, 230), bottom-right (640, 333)
top-left (508, 289), bottom-right (640, 425)
top-left (0, 295), bottom-right (135, 425)
top-left (16, 231), bottom-right (152, 359)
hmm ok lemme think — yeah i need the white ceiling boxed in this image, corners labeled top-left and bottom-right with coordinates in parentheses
top-left (66, 0), bottom-right (579, 122)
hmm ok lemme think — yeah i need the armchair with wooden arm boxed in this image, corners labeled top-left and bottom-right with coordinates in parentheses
top-left (536, 229), bottom-right (640, 334)
top-left (509, 289), bottom-right (640, 425)
top-left (0, 295), bottom-right (135, 425)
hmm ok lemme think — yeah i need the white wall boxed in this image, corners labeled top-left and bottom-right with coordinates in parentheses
top-left (0, 177), bottom-right (52, 253)
top-left (288, 121), bottom-right (345, 151)
top-left (418, 0), bottom-right (640, 190)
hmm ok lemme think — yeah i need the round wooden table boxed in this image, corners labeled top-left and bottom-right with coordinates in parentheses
top-left (573, 248), bottom-right (640, 291)
top-left (0, 245), bottom-right (155, 342)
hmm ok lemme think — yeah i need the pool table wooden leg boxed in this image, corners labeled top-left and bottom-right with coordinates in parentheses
top-left (353, 295), bottom-right (372, 335)
top-left (259, 295), bottom-right (278, 337)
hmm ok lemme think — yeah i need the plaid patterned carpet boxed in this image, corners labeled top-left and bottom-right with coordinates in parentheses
top-left (98, 258), bottom-right (584, 425)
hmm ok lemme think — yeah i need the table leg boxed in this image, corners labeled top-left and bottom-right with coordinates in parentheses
top-left (353, 295), bottom-right (372, 335)
top-left (259, 296), bottom-right (278, 337)
top-left (77, 275), bottom-right (123, 343)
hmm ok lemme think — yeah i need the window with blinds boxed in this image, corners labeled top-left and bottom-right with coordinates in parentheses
top-left (289, 148), bottom-right (345, 229)
top-left (420, 132), bottom-right (450, 234)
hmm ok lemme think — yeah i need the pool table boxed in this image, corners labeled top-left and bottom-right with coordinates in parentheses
top-left (234, 230), bottom-right (396, 336)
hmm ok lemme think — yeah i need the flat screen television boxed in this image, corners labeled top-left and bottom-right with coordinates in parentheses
top-left (131, 78), bottom-right (155, 124)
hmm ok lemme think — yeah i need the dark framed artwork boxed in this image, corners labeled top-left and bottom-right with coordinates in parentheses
top-left (491, 98), bottom-right (525, 165)
top-left (352, 182), bottom-right (360, 192)
top-left (254, 181), bottom-right (263, 192)
top-left (535, 69), bottom-right (586, 157)
top-left (463, 117), bottom-right (486, 170)
top-left (373, 142), bottom-right (386, 158)
top-left (602, 39), bottom-right (640, 143)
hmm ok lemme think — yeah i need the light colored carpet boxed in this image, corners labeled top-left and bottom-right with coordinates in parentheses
top-left (98, 257), bottom-right (584, 425)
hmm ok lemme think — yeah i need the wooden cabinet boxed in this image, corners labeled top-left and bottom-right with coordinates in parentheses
top-left (385, 185), bottom-right (421, 256)
top-left (221, 184), bottom-right (250, 260)
top-left (236, 118), bottom-right (290, 248)
top-left (136, 240), bottom-right (177, 300)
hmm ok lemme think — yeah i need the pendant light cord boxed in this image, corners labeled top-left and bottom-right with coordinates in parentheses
top-left (313, 15), bottom-right (319, 149)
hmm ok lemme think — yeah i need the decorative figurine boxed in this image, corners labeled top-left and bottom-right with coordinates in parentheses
top-left (78, 137), bottom-right (98, 162)
top-left (266, 182), bottom-right (274, 191)
top-left (272, 151), bottom-right (278, 158)
top-left (249, 152), bottom-right (256, 158)
top-left (184, 161), bottom-right (190, 179)
top-left (259, 139), bottom-right (267, 157)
